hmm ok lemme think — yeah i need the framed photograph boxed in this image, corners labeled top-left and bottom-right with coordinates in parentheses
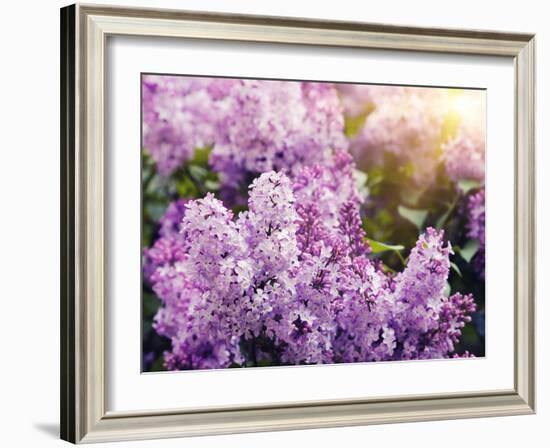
top-left (60, 3), bottom-right (535, 444)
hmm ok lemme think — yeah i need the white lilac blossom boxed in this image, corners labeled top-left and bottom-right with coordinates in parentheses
top-left (466, 189), bottom-right (486, 278)
top-left (142, 76), bottom-right (348, 185)
top-left (347, 86), bottom-right (450, 186)
top-left (145, 167), bottom-right (476, 370)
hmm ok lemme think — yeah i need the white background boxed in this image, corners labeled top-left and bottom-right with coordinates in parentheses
top-left (0, 0), bottom-right (547, 446)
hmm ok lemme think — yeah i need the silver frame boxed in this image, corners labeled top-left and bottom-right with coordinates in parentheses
top-left (60, 3), bottom-right (536, 444)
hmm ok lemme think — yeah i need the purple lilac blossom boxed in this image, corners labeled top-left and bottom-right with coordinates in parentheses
top-left (146, 166), bottom-right (476, 370)
top-left (157, 194), bottom-right (252, 370)
top-left (158, 198), bottom-right (188, 237)
top-left (442, 90), bottom-right (486, 183)
top-left (142, 199), bottom-right (188, 282)
top-left (143, 76), bottom-right (348, 186)
top-left (210, 80), bottom-right (348, 187)
top-left (390, 228), bottom-right (474, 359)
top-left (466, 189), bottom-right (486, 278)
top-left (442, 126), bottom-right (485, 183)
top-left (348, 87), bottom-right (449, 186)
top-left (336, 84), bottom-right (398, 118)
top-left (142, 76), bottom-right (236, 176)
top-left (293, 150), bottom-right (360, 231)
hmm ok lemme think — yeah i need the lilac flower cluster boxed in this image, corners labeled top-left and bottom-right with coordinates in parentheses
top-left (210, 81), bottom-right (348, 188)
top-left (466, 189), bottom-right (486, 278)
top-left (143, 199), bottom-right (188, 282)
top-left (389, 229), bottom-right (475, 359)
top-left (336, 84), bottom-right (399, 118)
top-left (142, 76), bottom-right (235, 176)
top-left (346, 86), bottom-right (449, 186)
top-left (442, 125), bottom-right (485, 183)
top-left (443, 91), bottom-right (486, 183)
top-left (142, 76), bottom-right (347, 185)
top-left (145, 163), bottom-right (476, 370)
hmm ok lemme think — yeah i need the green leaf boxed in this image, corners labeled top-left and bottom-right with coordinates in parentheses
top-left (398, 205), bottom-right (428, 230)
top-left (400, 160), bottom-right (415, 179)
top-left (344, 112), bottom-right (368, 137)
top-left (142, 150), bottom-right (155, 168)
top-left (458, 239), bottom-right (480, 263)
top-left (175, 175), bottom-right (199, 198)
top-left (188, 164), bottom-right (208, 180)
top-left (144, 173), bottom-right (165, 195)
top-left (366, 238), bottom-right (405, 254)
top-left (145, 202), bottom-right (167, 222)
top-left (142, 320), bottom-right (152, 336)
top-left (457, 179), bottom-right (481, 195)
top-left (204, 179), bottom-right (221, 191)
top-left (436, 207), bottom-right (453, 230)
top-left (353, 169), bottom-right (368, 188)
top-left (444, 281), bottom-right (451, 297)
top-left (450, 261), bottom-right (463, 277)
top-left (191, 146), bottom-right (212, 166)
top-left (380, 263), bottom-right (397, 274)
top-left (460, 322), bottom-right (480, 346)
top-left (400, 187), bottom-right (425, 206)
top-left (256, 359), bottom-right (274, 367)
top-left (231, 204), bottom-right (248, 216)
top-left (366, 167), bottom-right (384, 188)
top-left (143, 292), bottom-right (161, 318)
top-left (142, 222), bottom-right (153, 248)
top-left (353, 169), bottom-right (369, 198)
top-left (150, 356), bottom-right (166, 372)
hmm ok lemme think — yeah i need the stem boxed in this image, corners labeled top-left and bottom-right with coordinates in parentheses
top-left (395, 249), bottom-right (407, 267)
top-left (437, 192), bottom-right (460, 230)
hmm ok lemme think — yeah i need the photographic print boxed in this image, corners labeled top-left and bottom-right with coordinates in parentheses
top-left (141, 75), bottom-right (486, 372)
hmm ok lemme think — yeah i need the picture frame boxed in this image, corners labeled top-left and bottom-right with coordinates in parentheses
top-left (60, 3), bottom-right (535, 444)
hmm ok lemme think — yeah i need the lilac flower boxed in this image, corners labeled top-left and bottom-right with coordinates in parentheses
top-left (143, 235), bottom-right (187, 283)
top-left (210, 80), bottom-right (348, 187)
top-left (390, 228), bottom-right (453, 359)
top-left (143, 199), bottom-right (188, 282)
top-left (146, 168), bottom-right (476, 370)
top-left (158, 198), bottom-right (188, 237)
top-left (143, 76), bottom-right (348, 187)
top-left (348, 87), bottom-right (449, 186)
top-left (142, 76), bottom-right (235, 176)
top-left (441, 90), bottom-right (486, 183)
top-left (466, 189), bottom-right (486, 278)
top-left (293, 150), bottom-right (360, 232)
top-left (237, 172), bottom-right (300, 282)
top-left (337, 84), bottom-right (400, 118)
top-left (333, 228), bottom-right (475, 363)
top-left (437, 293), bottom-right (476, 353)
top-left (442, 127), bottom-right (485, 183)
top-left (332, 255), bottom-right (395, 362)
top-left (152, 194), bottom-right (252, 370)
